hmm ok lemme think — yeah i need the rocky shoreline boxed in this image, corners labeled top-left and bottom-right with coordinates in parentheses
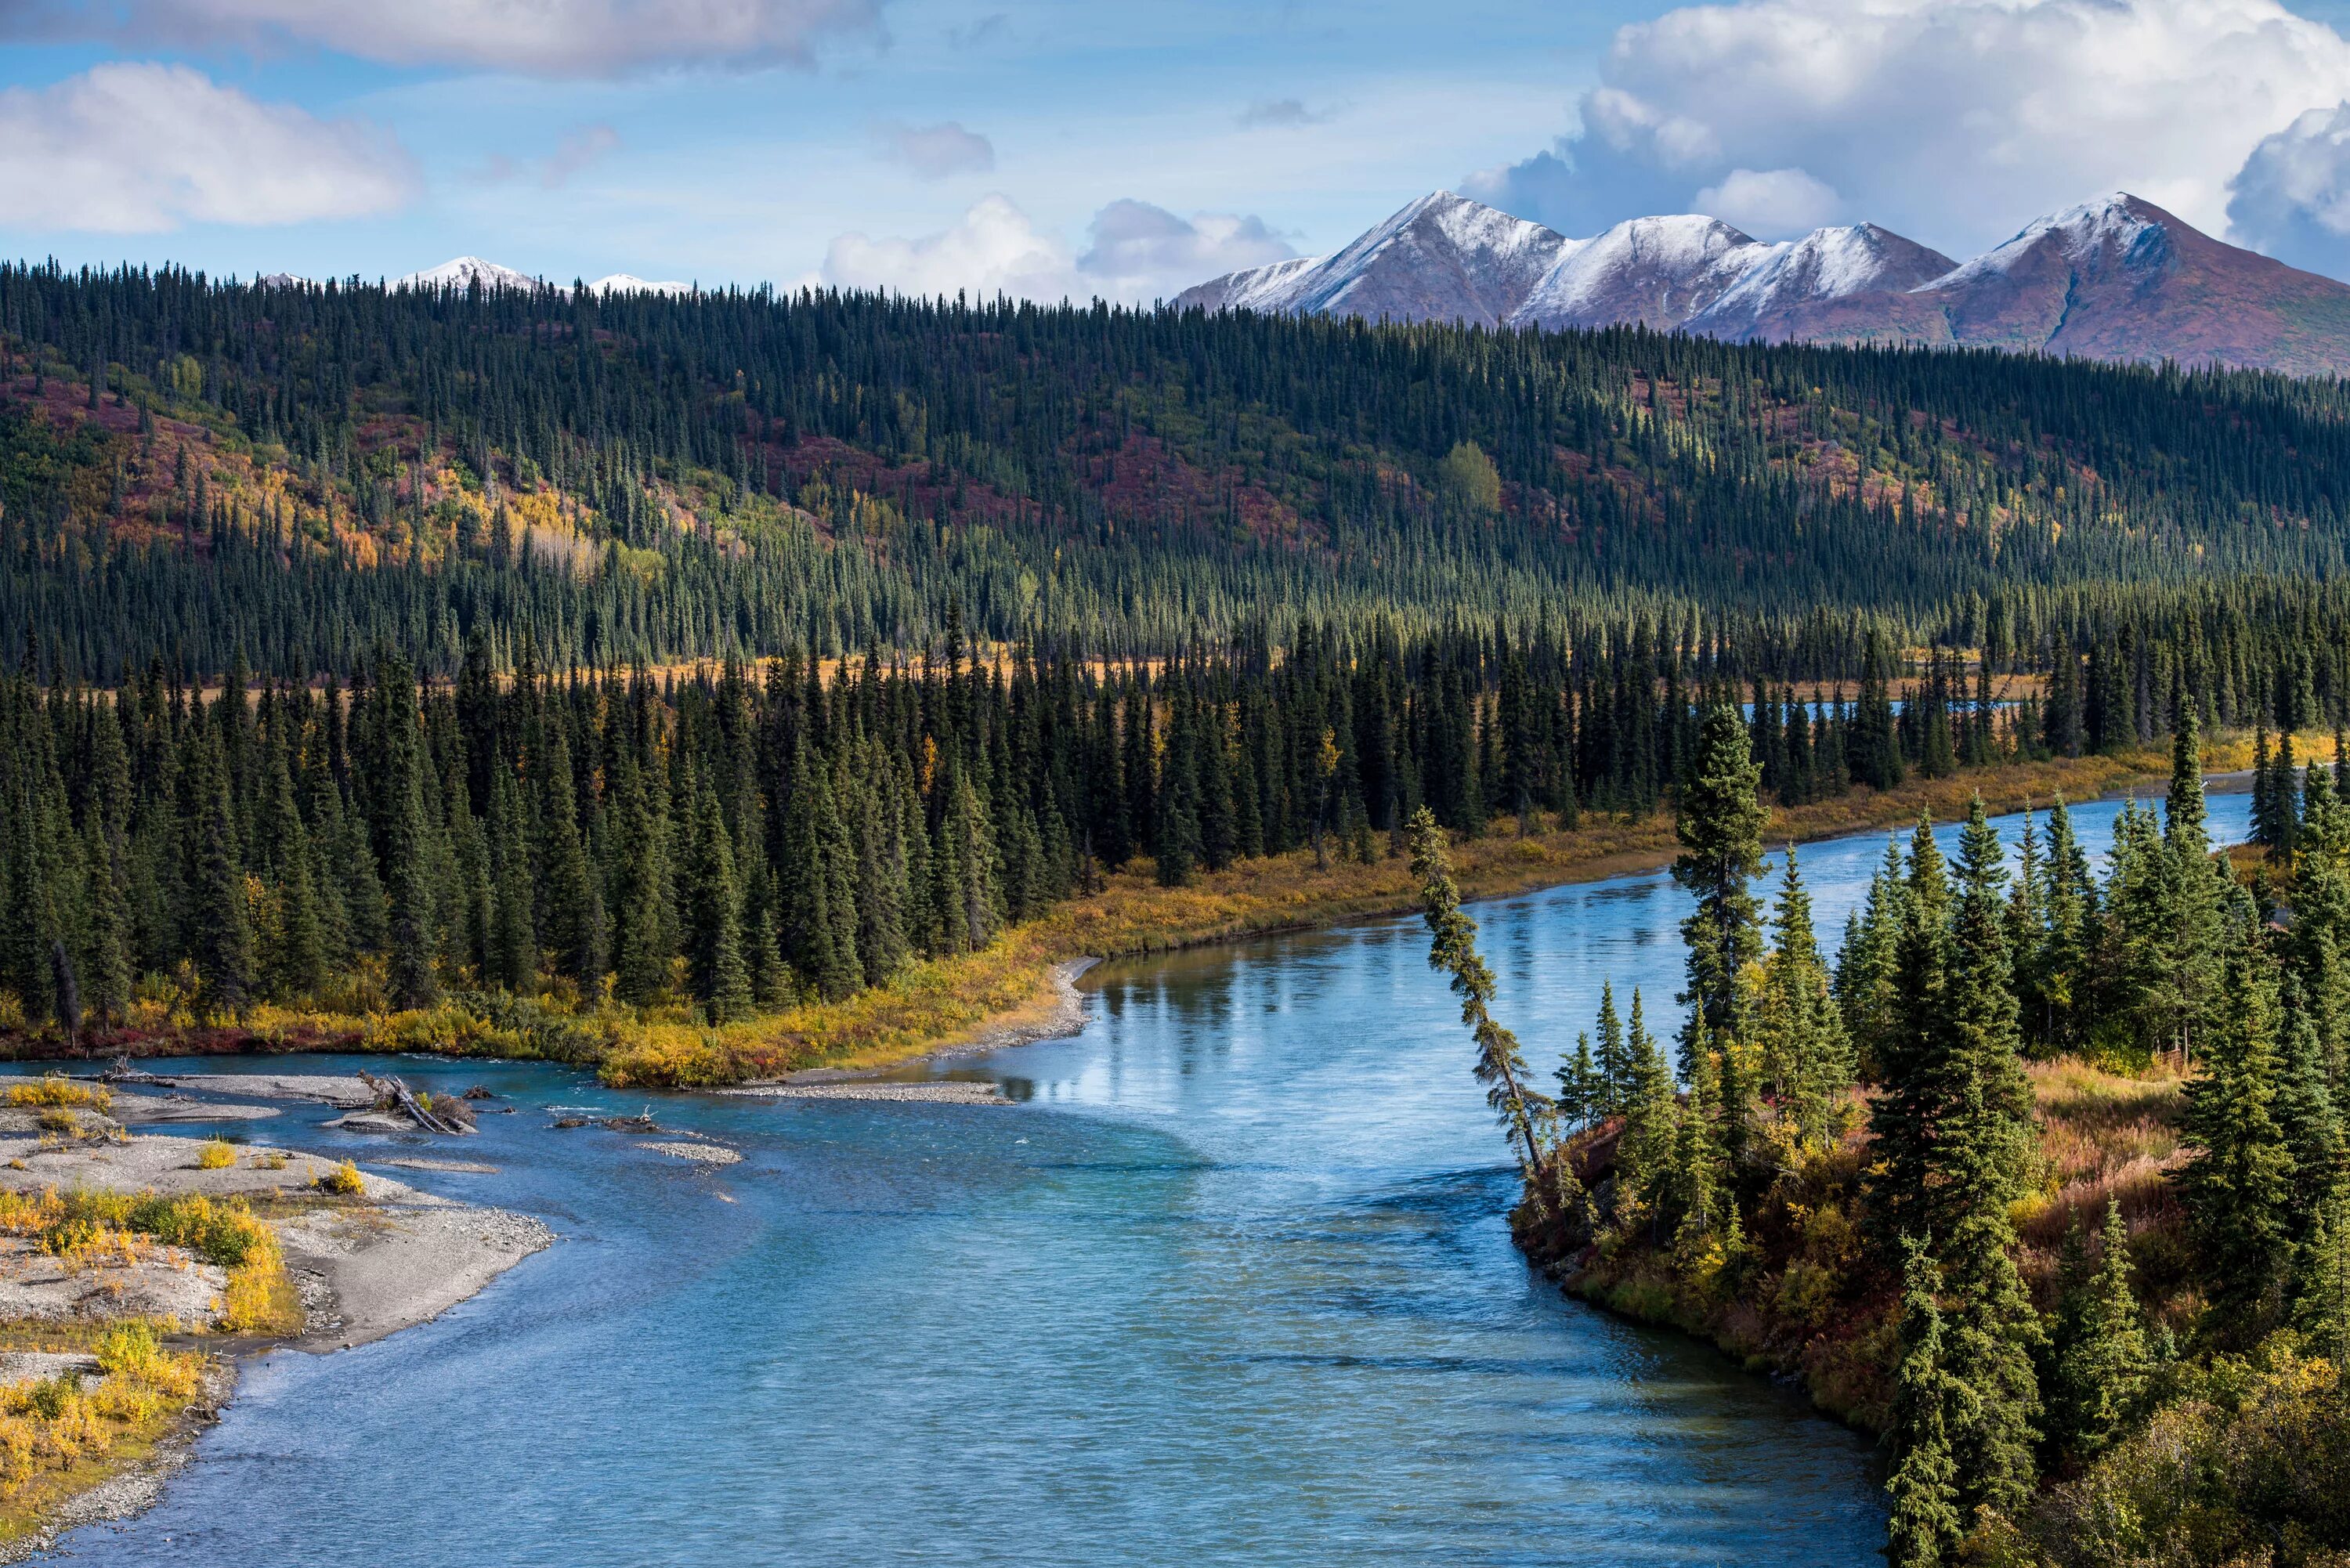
top-left (0, 1076), bottom-right (551, 1553)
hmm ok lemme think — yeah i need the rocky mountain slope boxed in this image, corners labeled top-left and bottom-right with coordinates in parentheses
top-left (1179, 190), bottom-right (2350, 375)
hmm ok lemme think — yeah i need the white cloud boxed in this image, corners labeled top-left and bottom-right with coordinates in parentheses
top-left (820, 195), bottom-right (1296, 304)
top-left (822, 194), bottom-right (1074, 300)
top-left (1466, 0), bottom-right (2350, 256)
top-left (1077, 201), bottom-right (1295, 300)
top-left (0, 63), bottom-right (417, 233)
top-left (1693, 167), bottom-right (1841, 237)
top-left (874, 121), bottom-right (995, 180)
top-left (2229, 102), bottom-right (2350, 277)
top-left (5, 0), bottom-right (882, 78)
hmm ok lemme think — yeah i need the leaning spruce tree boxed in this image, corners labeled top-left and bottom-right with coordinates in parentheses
top-left (1409, 807), bottom-right (1551, 1184)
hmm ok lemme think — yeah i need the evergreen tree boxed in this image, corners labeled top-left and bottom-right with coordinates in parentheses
top-left (186, 732), bottom-right (252, 1013)
top-left (1886, 1238), bottom-right (1969, 1568)
top-left (1672, 703), bottom-right (1767, 1057)
top-left (2048, 1198), bottom-right (2150, 1460)
top-left (682, 775), bottom-right (752, 1024)
top-left (2176, 919), bottom-right (2295, 1321)
top-left (1410, 807), bottom-right (1551, 1181)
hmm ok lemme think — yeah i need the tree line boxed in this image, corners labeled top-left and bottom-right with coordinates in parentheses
top-left (11, 265), bottom-right (2350, 681)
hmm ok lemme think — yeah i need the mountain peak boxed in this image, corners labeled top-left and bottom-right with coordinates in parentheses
top-left (396, 256), bottom-right (540, 292)
top-left (1174, 191), bottom-right (1569, 328)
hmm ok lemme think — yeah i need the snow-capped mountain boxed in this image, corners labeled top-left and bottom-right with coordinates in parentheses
top-left (396, 256), bottom-right (542, 292)
top-left (1683, 224), bottom-right (1957, 339)
top-left (1508, 215), bottom-right (1775, 331)
top-left (256, 271), bottom-right (312, 289)
top-left (1173, 192), bottom-right (1573, 330)
top-left (1177, 190), bottom-right (2350, 374)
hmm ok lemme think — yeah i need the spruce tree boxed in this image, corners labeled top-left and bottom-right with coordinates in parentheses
top-left (1409, 807), bottom-right (1551, 1181)
top-left (1593, 980), bottom-right (1631, 1117)
top-left (186, 732), bottom-right (253, 1013)
top-left (1672, 703), bottom-right (1766, 1056)
top-left (683, 775), bottom-right (752, 1024)
top-left (1885, 1239), bottom-right (1969, 1568)
top-left (2176, 919), bottom-right (2294, 1321)
top-left (2048, 1198), bottom-right (2149, 1459)
top-left (2295, 1176), bottom-right (2350, 1367)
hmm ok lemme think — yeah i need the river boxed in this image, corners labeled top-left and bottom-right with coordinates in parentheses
top-left (48, 789), bottom-right (2249, 1566)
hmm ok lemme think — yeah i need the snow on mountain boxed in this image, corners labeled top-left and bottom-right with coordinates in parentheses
top-left (396, 256), bottom-right (541, 293)
top-left (256, 272), bottom-right (311, 289)
top-left (1685, 224), bottom-right (1957, 339)
top-left (1174, 192), bottom-right (1573, 328)
top-left (1914, 192), bottom-right (2160, 297)
top-left (588, 273), bottom-right (692, 296)
top-left (1175, 255), bottom-right (1324, 314)
top-left (1508, 215), bottom-right (1774, 331)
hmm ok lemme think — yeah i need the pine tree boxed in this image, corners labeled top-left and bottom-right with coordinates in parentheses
top-left (1409, 807), bottom-right (1551, 1182)
top-left (682, 775), bottom-right (752, 1024)
top-left (534, 724), bottom-right (604, 989)
top-left (1558, 1031), bottom-right (1600, 1133)
top-left (486, 762), bottom-right (537, 992)
top-left (1753, 845), bottom-right (1853, 1149)
top-left (1949, 797), bottom-right (2034, 1201)
top-left (2048, 1198), bottom-right (2150, 1459)
top-left (186, 732), bottom-right (253, 1013)
top-left (1672, 703), bottom-right (1767, 1057)
top-left (1867, 821), bottom-right (1961, 1260)
top-left (1885, 1238), bottom-right (1969, 1568)
top-left (2176, 919), bottom-right (2294, 1321)
top-left (1937, 1073), bottom-right (2044, 1519)
top-left (375, 656), bottom-right (439, 1009)
top-left (1614, 989), bottom-right (1679, 1231)
top-left (2295, 1176), bottom-right (2350, 1367)
top-left (1593, 980), bottom-right (1631, 1117)
top-left (78, 805), bottom-right (133, 1026)
top-left (1836, 834), bottom-right (1910, 1073)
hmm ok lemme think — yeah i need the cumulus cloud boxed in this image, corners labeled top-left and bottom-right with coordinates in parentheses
top-left (2229, 103), bottom-right (2350, 277)
top-left (822, 194), bottom-right (1072, 300)
top-left (1076, 201), bottom-right (1295, 300)
top-left (0, 62), bottom-right (417, 233)
top-left (1464, 0), bottom-right (2350, 255)
top-left (2, 0), bottom-right (882, 78)
top-left (821, 195), bottom-right (1296, 304)
top-left (1238, 99), bottom-right (1329, 129)
top-left (1694, 168), bottom-right (1841, 237)
top-left (873, 121), bottom-right (995, 180)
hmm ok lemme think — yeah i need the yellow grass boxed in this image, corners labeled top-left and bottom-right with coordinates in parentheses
top-left (2, 1078), bottom-right (109, 1114)
top-left (0, 1321), bottom-right (208, 1546)
top-left (193, 1140), bottom-right (236, 1171)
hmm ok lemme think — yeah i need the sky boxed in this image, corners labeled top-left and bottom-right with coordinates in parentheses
top-left (12, 0), bottom-right (2350, 298)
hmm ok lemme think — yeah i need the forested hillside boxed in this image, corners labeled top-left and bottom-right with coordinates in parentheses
top-left (5, 264), bottom-right (2350, 679)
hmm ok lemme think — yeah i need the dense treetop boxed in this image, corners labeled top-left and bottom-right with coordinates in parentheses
top-left (5, 263), bottom-right (2350, 679)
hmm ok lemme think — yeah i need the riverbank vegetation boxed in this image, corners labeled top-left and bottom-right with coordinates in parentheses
top-left (0, 611), bottom-right (2202, 1084)
top-left (1426, 697), bottom-right (2350, 1565)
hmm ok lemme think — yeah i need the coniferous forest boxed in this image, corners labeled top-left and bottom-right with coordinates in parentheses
top-left (14, 265), bottom-right (2350, 1563)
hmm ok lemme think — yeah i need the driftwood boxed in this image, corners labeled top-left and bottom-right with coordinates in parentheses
top-left (357, 1071), bottom-right (470, 1135)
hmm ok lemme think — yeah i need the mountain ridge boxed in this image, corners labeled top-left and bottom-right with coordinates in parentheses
top-left (1177, 190), bottom-right (2350, 376)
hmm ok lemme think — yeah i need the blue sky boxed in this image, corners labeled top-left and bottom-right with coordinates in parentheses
top-left (11, 0), bottom-right (2350, 296)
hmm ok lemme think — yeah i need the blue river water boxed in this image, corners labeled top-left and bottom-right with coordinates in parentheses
top-left (38, 788), bottom-right (2247, 1566)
